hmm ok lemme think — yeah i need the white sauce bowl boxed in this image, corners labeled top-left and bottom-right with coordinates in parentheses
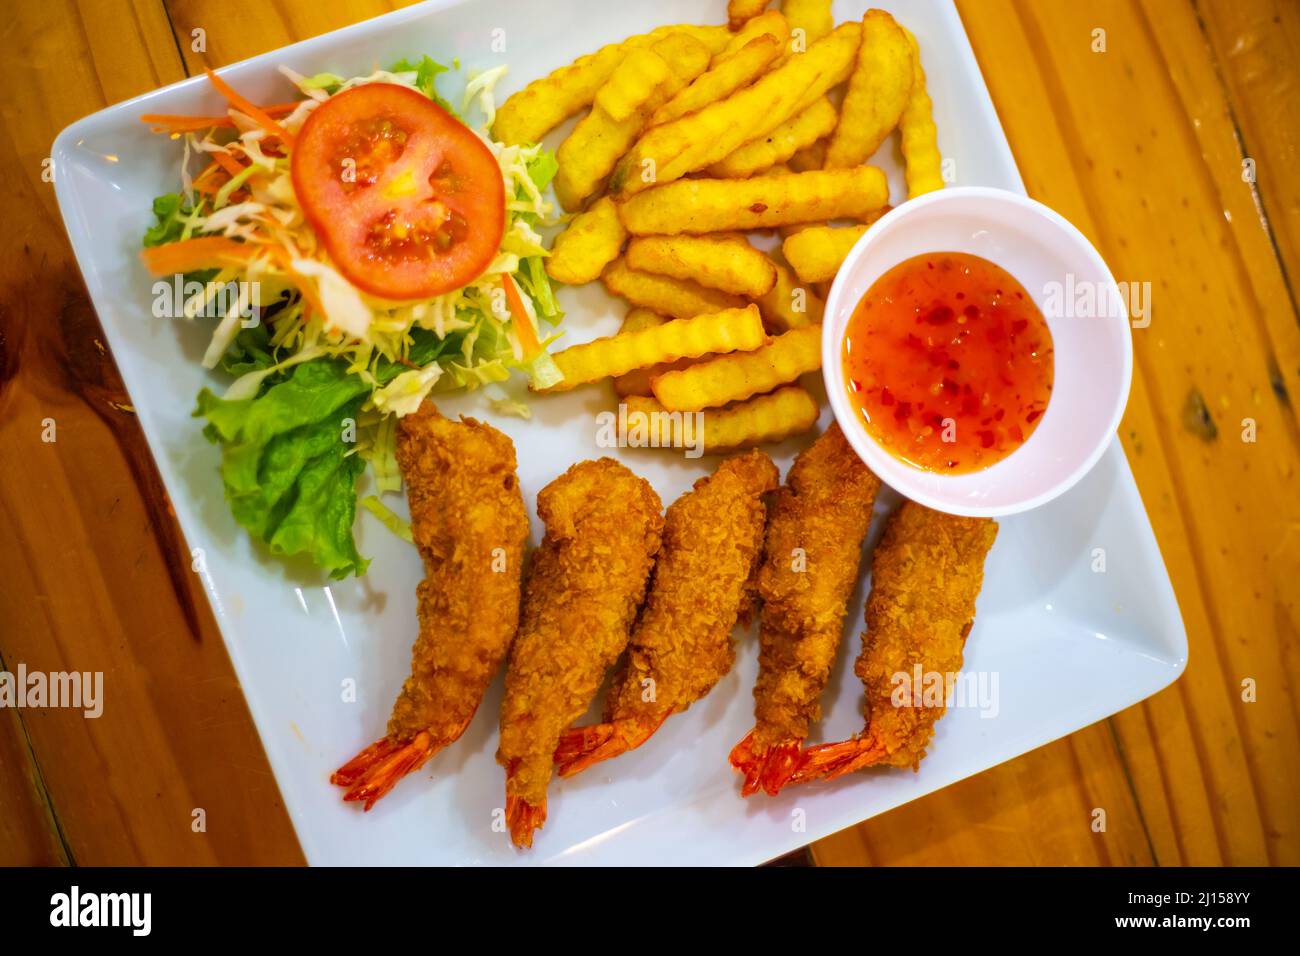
top-left (822, 186), bottom-right (1132, 517)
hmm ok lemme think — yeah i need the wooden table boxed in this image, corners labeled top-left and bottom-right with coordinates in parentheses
top-left (1, 0), bottom-right (1295, 867)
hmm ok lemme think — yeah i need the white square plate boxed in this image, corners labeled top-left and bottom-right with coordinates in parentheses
top-left (52, 0), bottom-right (1187, 865)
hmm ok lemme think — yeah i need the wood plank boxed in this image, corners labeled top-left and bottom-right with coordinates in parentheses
top-left (0, 0), bottom-right (303, 865)
top-left (1017, 0), bottom-right (1300, 865)
top-left (816, 0), bottom-right (1300, 867)
top-left (0, 700), bottom-right (69, 866)
top-left (815, 729), bottom-right (1154, 866)
top-left (166, 0), bottom-right (401, 72)
top-left (1194, 0), bottom-right (1300, 315)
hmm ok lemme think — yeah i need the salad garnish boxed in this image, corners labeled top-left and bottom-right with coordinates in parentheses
top-left (141, 57), bottom-right (563, 577)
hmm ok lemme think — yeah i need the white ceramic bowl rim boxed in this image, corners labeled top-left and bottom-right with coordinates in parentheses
top-left (822, 185), bottom-right (1134, 518)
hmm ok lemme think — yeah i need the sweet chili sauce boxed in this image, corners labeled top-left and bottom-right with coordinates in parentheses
top-left (842, 251), bottom-right (1054, 473)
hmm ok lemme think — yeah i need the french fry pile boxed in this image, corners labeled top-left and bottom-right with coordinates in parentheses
top-left (494, 2), bottom-right (942, 453)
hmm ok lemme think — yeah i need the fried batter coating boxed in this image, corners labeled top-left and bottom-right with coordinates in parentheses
top-left (332, 405), bottom-right (528, 808)
top-left (555, 451), bottom-right (779, 777)
top-left (793, 503), bottom-right (997, 781)
top-left (730, 424), bottom-right (880, 795)
top-left (497, 458), bottom-right (663, 847)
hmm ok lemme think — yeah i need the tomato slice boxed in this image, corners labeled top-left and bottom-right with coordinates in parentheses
top-left (291, 83), bottom-right (505, 301)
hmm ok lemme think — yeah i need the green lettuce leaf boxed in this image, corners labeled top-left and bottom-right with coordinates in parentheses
top-left (220, 322), bottom-right (277, 379)
top-left (520, 255), bottom-right (563, 324)
top-left (389, 55), bottom-right (453, 112)
top-left (194, 359), bottom-right (373, 578)
top-left (526, 150), bottom-right (559, 192)
top-left (144, 193), bottom-right (187, 248)
top-left (300, 72), bottom-right (344, 94)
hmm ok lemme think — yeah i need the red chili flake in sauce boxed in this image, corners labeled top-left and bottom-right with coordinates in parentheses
top-left (841, 251), bottom-right (1054, 474)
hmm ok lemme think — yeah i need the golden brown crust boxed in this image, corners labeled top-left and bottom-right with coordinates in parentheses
top-left (751, 424), bottom-right (880, 749)
top-left (606, 450), bottom-right (780, 723)
top-left (386, 405), bottom-right (529, 744)
top-left (856, 502), bottom-right (998, 768)
top-left (497, 458), bottom-right (664, 806)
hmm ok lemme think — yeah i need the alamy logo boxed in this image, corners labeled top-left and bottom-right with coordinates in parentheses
top-left (890, 665), bottom-right (999, 719)
top-left (49, 886), bottom-right (151, 936)
top-left (594, 403), bottom-right (706, 459)
top-left (0, 664), bottom-right (103, 718)
top-left (151, 275), bottom-right (261, 323)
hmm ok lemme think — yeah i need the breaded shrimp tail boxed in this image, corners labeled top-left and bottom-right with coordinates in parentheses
top-left (497, 458), bottom-right (663, 848)
top-left (556, 450), bottom-right (779, 778)
top-left (730, 424), bottom-right (881, 796)
top-left (791, 503), bottom-right (998, 784)
top-left (332, 405), bottom-right (528, 809)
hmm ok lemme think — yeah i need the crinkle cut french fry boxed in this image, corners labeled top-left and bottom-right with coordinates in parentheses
top-left (602, 257), bottom-right (746, 318)
top-left (782, 0), bottom-right (834, 46)
top-left (612, 309), bottom-right (711, 397)
top-left (611, 22), bottom-right (861, 197)
top-left (625, 235), bottom-right (777, 297)
top-left (623, 386), bottom-right (819, 451)
top-left (554, 105), bottom-right (644, 211)
top-left (788, 137), bottom-right (826, 172)
top-left (728, 0), bottom-right (770, 30)
top-left (782, 224), bottom-right (870, 284)
top-left (491, 23), bottom-right (728, 146)
top-left (824, 10), bottom-right (914, 169)
top-left (756, 256), bottom-right (824, 332)
top-left (652, 324), bottom-right (822, 412)
top-left (493, 36), bottom-right (630, 147)
top-left (492, 24), bottom-right (730, 147)
top-left (708, 97), bottom-right (838, 178)
top-left (652, 34), bottom-right (781, 127)
top-left (704, 385), bottom-right (820, 449)
top-left (721, 9), bottom-right (791, 58)
top-left (546, 197), bottom-right (627, 285)
top-left (618, 166), bottom-right (888, 235)
top-left (622, 310), bottom-right (710, 396)
top-left (899, 27), bottom-right (943, 198)
top-left (594, 47), bottom-right (674, 122)
top-left (620, 306), bottom-right (667, 335)
top-left (670, 23), bottom-right (735, 56)
top-left (555, 34), bottom-right (711, 212)
top-left (543, 305), bottom-right (766, 392)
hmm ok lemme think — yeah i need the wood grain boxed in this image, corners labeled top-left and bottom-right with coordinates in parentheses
top-left (0, 0), bottom-right (303, 865)
top-left (0, 0), bottom-right (1294, 866)
top-left (814, 0), bottom-right (1299, 867)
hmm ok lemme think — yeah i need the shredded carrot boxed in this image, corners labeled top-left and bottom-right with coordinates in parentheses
top-left (191, 161), bottom-right (226, 195)
top-left (501, 274), bottom-right (541, 359)
top-left (140, 236), bottom-right (265, 276)
top-left (203, 69), bottom-right (295, 146)
top-left (210, 150), bottom-right (246, 178)
top-left (143, 236), bottom-right (326, 323)
top-left (141, 103), bottom-right (298, 134)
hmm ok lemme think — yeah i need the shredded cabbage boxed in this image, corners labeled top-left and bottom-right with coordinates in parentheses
top-left (160, 56), bottom-right (562, 399)
top-left (360, 495), bottom-right (414, 544)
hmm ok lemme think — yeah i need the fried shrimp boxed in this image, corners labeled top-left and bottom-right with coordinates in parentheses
top-left (497, 459), bottom-right (663, 848)
top-left (555, 451), bottom-right (779, 778)
top-left (791, 503), bottom-right (997, 782)
top-left (331, 405), bottom-right (528, 809)
top-left (729, 424), bottom-right (880, 796)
